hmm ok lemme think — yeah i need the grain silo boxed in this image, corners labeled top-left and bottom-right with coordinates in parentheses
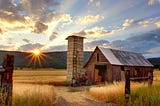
top-left (66, 35), bottom-right (85, 82)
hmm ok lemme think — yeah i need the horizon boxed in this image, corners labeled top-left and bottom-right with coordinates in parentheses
top-left (0, 49), bottom-right (159, 59)
top-left (0, 0), bottom-right (160, 58)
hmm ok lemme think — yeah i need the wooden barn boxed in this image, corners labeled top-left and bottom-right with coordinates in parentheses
top-left (84, 46), bottom-right (153, 84)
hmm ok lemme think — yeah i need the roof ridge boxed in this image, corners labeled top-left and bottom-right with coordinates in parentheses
top-left (98, 46), bottom-right (140, 55)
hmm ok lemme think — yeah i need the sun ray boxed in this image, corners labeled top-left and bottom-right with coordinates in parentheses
top-left (24, 49), bottom-right (50, 69)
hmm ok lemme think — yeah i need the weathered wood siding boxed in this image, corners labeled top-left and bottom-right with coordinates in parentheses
top-left (84, 48), bottom-right (110, 82)
top-left (84, 47), bottom-right (153, 83)
top-left (112, 65), bottom-right (121, 81)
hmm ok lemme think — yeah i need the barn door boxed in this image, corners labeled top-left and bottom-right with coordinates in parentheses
top-left (94, 65), bottom-right (107, 83)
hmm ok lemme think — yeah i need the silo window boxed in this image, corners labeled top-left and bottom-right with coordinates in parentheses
top-left (97, 53), bottom-right (99, 62)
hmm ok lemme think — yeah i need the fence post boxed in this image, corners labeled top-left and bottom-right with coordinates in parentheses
top-left (125, 70), bottom-right (130, 106)
top-left (0, 54), bottom-right (14, 106)
top-left (148, 72), bottom-right (153, 87)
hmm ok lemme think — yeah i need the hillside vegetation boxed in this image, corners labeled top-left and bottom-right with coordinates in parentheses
top-left (0, 51), bottom-right (91, 69)
top-left (0, 50), bottom-right (159, 69)
top-left (148, 58), bottom-right (160, 69)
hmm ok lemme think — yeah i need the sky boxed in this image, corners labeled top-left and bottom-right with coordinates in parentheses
top-left (0, 0), bottom-right (160, 58)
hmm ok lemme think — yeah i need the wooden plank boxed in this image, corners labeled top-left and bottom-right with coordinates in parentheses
top-left (1, 54), bottom-right (14, 106)
top-left (130, 77), bottom-right (149, 81)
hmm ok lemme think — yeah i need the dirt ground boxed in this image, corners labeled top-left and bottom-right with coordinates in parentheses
top-left (54, 86), bottom-right (117, 106)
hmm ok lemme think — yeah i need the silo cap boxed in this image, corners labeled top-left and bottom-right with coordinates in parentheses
top-left (65, 35), bottom-right (86, 40)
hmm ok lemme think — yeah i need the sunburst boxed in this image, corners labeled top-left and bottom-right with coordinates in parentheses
top-left (32, 49), bottom-right (41, 56)
top-left (26, 48), bottom-right (50, 69)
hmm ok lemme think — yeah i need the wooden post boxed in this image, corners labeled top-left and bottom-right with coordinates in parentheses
top-left (0, 54), bottom-right (14, 106)
top-left (125, 70), bottom-right (130, 106)
top-left (148, 72), bottom-right (153, 87)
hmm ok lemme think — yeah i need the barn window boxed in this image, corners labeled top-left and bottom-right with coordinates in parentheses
top-left (97, 53), bottom-right (99, 62)
top-left (134, 68), bottom-right (141, 77)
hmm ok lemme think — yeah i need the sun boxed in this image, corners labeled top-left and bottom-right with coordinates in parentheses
top-left (32, 49), bottom-right (41, 56)
top-left (26, 48), bottom-right (49, 69)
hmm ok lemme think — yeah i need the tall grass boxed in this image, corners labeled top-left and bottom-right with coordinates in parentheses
top-left (89, 70), bottom-right (160, 105)
top-left (13, 83), bottom-right (56, 106)
top-left (128, 85), bottom-right (160, 106)
top-left (89, 82), bottom-right (146, 104)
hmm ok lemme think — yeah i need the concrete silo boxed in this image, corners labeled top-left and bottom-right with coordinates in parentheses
top-left (66, 35), bottom-right (85, 82)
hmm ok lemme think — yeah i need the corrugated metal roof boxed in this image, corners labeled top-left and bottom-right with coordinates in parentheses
top-left (99, 47), bottom-right (123, 65)
top-left (98, 47), bottom-right (153, 67)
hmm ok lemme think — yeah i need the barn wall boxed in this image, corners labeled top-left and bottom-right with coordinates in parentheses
top-left (84, 47), bottom-right (154, 83)
top-left (84, 47), bottom-right (110, 82)
top-left (112, 65), bottom-right (121, 81)
top-left (111, 65), bottom-right (153, 82)
top-left (124, 66), bottom-right (153, 78)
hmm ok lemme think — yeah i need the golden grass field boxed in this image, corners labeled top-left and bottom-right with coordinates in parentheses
top-left (89, 69), bottom-right (160, 105)
top-left (12, 68), bottom-right (160, 106)
top-left (13, 68), bottom-right (67, 84)
top-left (13, 83), bottom-right (56, 106)
top-left (12, 68), bottom-right (66, 106)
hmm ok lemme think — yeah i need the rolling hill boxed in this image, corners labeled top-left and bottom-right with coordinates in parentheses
top-left (0, 51), bottom-right (159, 69)
top-left (0, 51), bottom-right (92, 69)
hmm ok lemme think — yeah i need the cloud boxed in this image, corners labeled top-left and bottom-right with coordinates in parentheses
top-left (0, 44), bottom-right (16, 51)
top-left (110, 29), bottom-right (160, 57)
top-left (148, 0), bottom-right (160, 5)
top-left (127, 29), bottom-right (160, 42)
top-left (33, 21), bottom-right (48, 33)
top-left (84, 29), bottom-right (160, 57)
top-left (18, 43), bottom-right (44, 51)
top-left (96, 1), bottom-right (101, 7)
top-left (42, 29), bottom-right (160, 57)
top-left (19, 0), bottom-right (60, 21)
top-left (44, 45), bottom-right (66, 52)
top-left (73, 26), bottom-right (126, 38)
top-left (122, 17), bottom-right (160, 28)
top-left (52, 14), bottom-right (72, 24)
top-left (49, 32), bottom-right (58, 41)
top-left (89, 0), bottom-right (94, 3)
top-left (140, 17), bottom-right (160, 28)
top-left (0, 28), bottom-right (3, 34)
top-left (148, 46), bottom-right (160, 54)
top-left (23, 39), bottom-right (30, 43)
top-left (0, 0), bottom-right (60, 35)
top-left (122, 19), bottom-right (134, 27)
top-left (76, 15), bottom-right (104, 25)
top-left (138, 20), bottom-right (151, 27)
top-left (84, 40), bottom-right (110, 50)
top-left (138, 17), bottom-right (159, 27)
top-left (148, 0), bottom-right (154, 5)
top-left (0, 10), bottom-right (25, 24)
top-left (155, 21), bottom-right (160, 28)
top-left (73, 27), bottom-right (114, 38)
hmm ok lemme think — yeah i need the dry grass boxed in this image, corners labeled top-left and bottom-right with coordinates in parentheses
top-left (153, 69), bottom-right (160, 82)
top-left (12, 69), bottom-right (61, 105)
top-left (89, 82), bottom-right (146, 103)
top-left (13, 83), bottom-right (56, 106)
top-left (89, 69), bottom-right (160, 105)
top-left (13, 68), bottom-right (67, 85)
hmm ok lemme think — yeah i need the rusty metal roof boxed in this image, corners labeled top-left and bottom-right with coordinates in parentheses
top-left (98, 47), bottom-right (153, 67)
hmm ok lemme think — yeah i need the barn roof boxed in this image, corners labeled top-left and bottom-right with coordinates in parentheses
top-left (98, 47), bottom-right (153, 67)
